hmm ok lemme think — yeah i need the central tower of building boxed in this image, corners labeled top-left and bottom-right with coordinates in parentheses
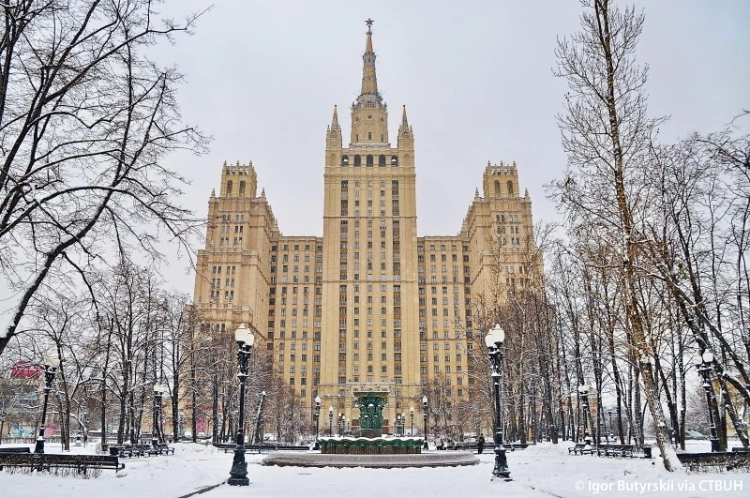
top-left (320, 19), bottom-right (421, 411)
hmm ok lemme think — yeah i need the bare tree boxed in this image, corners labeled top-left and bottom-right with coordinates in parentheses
top-left (551, 0), bottom-right (679, 470)
top-left (0, 0), bottom-right (209, 356)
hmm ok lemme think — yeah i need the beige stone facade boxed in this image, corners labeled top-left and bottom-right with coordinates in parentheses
top-left (191, 24), bottom-right (537, 434)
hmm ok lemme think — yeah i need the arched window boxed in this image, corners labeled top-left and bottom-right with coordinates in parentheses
top-left (368, 132), bottom-right (372, 140)
top-left (507, 181), bottom-right (514, 194)
top-left (391, 156), bottom-right (398, 166)
top-left (378, 155), bottom-right (386, 167)
top-left (366, 155), bottom-right (373, 167)
top-left (342, 155), bottom-right (349, 166)
top-left (494, 181), bottom-right (500, 195)
top-left (239, 181), bottom-right (246, 194)
top-left (354, 155), bottom-right (361, 167)
top-left (226, 180), bottom-right (233, 194)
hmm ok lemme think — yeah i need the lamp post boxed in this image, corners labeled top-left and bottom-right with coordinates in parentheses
top-left (410, 407), bottom-right (414, 436)
top-left (228, 323), bottom-right (254, 487)
top-left (34, 354), bottom-right (60, 454)
top-left (693, 351), bottom-right (720, 452)
top-left (578, 383), bottom-right (591, 447)
top-left (313, 395), bottom-right (321, 449)
top-left (329, 406), bottom-right (334, 436)
top-left (607, 408), bottom-right (614, 442)
top-left (422, 395), bottom-right (428, 449)
top-left (152, 383), bottom-right (167, 448)
top-left (486, 324), bottom-right (511, 481)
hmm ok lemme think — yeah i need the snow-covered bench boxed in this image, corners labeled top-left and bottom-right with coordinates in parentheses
top-left (0, 453), bottom-right (124, 474)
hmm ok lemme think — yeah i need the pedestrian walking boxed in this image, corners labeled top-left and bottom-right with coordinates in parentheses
top-left (477, 433), bottom-right (485, 454)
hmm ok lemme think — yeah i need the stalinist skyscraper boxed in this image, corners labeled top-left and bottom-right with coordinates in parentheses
top-left (192, 20), bottom-right (538, 434)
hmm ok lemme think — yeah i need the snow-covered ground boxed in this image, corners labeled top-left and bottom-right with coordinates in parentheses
top-left (1, 440), bottom-right (747, 497)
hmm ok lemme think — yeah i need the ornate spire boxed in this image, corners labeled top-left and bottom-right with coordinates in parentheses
top-left (358, 18), bottom-right (381, 105)
top-left (331, 105), bottom-right (340, 130)
top-left (399, 105), bottom-right (409, 133)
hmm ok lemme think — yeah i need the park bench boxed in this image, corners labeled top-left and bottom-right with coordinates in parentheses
top-left (0, 453), bottom-right (124, 474)
top-left (568, 443), bottom-right (584, 454)
top-left (148, 443), bottom-right (175, 456)
top-left (568, 442), bottom-right (595, 455)
top-left (597, 444), bottom-right (634, 458)
top-left (110, 444), bottom-right (149, 458)
top-left (0, 447), bottom-right (31, 454)
top-left (569, 443), bottom-right (594, 455)
top-left (731, 447), bottom-right (750, 453)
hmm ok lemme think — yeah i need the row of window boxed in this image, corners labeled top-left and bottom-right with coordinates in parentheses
top-left (271, 265), bottom-right (316, 273)
top-left (418, 253), bottom-right (465, 262)
top-left (219, 225), bottom-right (244, 234)
top-left (270, 276), bottom-right (317, 284)
top-left (210, 290), bottom-right (234, 300)
top-left (218, 236), bottom-right (242, 246)
top-left (220, 214), bottom-right (245, 222)
top-left (340, 155), bottom-right (398, 167)
top-left (224, 180), bottom-right (248, 194)
top-left (271, 244), bottom-right (322, 252)
top-left (210, 278), bottom-right (235, 287)
top-left (342, 179), bottom-right (398, 189)
top-left (491, 180), bottom-right (515, 195)
top-left (419, 244), bottom-right (467, 252)
top-left (272, 253), bottom-right (313, 263)
top-left (340, 199), bottom-right (399, 209)
top-left (496, 214), bottom-right (520, 223)
top-left (418, 265), bottom-right (468, 273)
top-left (211, 265), bottom-right (237, 274)
top-left (419, 320), bottom-right (472, 330)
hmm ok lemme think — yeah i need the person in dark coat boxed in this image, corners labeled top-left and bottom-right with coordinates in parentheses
top-left (477, 433), bottom-right (485, 454)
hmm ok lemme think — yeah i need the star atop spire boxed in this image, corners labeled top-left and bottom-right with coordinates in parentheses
top-left (364, 18), bottom-right (374, 54)
top-left (358, 18), bottom-right (380, 103)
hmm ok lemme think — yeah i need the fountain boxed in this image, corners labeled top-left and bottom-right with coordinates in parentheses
top-left (262, 389), bottom-right (479, 468)
top-left (318, 390), bottom-right (423, 455)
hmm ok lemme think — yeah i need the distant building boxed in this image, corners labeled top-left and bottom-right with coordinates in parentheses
top-left (190, 22), bottom-right (538, 432)
top-left (1, 361), bottom-right (44, 438)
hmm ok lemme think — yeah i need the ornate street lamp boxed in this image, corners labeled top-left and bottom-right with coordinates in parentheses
top-left (410, 407), bottom-right (414, 436)
top-left (422, 395), bottom-right (428, 449)
top-left (34, 354), bottom-right (60, 454)
top-left (329, 406), bottom-right (334, 436)
top-left (228, 323), bottom-right (254, 487)
top-left (485, 324), bottom-right (511, 481)
top-left (578, 383), bottom-right (592, 447)
top-left (152, 383), bottom-right (167, 448)
top-left (693, 351), bottom-right (720, 452)
top-left (313, 395), bottom-right (321, 449)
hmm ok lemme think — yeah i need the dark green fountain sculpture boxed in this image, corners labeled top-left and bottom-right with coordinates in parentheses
top-left (355, 391), bottom-right (388, 438)
top-left (319, 389), bottom-right (423, 455)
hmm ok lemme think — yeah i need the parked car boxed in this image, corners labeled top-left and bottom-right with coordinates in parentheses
top-left (685, 430), bottom-right (708, 440)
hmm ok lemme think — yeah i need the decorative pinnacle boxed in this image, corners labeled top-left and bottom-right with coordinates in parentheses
top-left (365, 18), bottom-right (374, 34)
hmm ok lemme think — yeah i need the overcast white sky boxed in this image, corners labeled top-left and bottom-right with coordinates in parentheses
top-left (153, 0), bottom-right (750, 292)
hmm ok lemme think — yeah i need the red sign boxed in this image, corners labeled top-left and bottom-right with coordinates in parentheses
top-left (11, 360), bottom-right (43, 378)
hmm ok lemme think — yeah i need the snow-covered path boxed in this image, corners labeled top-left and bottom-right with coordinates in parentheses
top-left (1, 441), bottom-right (747, 497)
